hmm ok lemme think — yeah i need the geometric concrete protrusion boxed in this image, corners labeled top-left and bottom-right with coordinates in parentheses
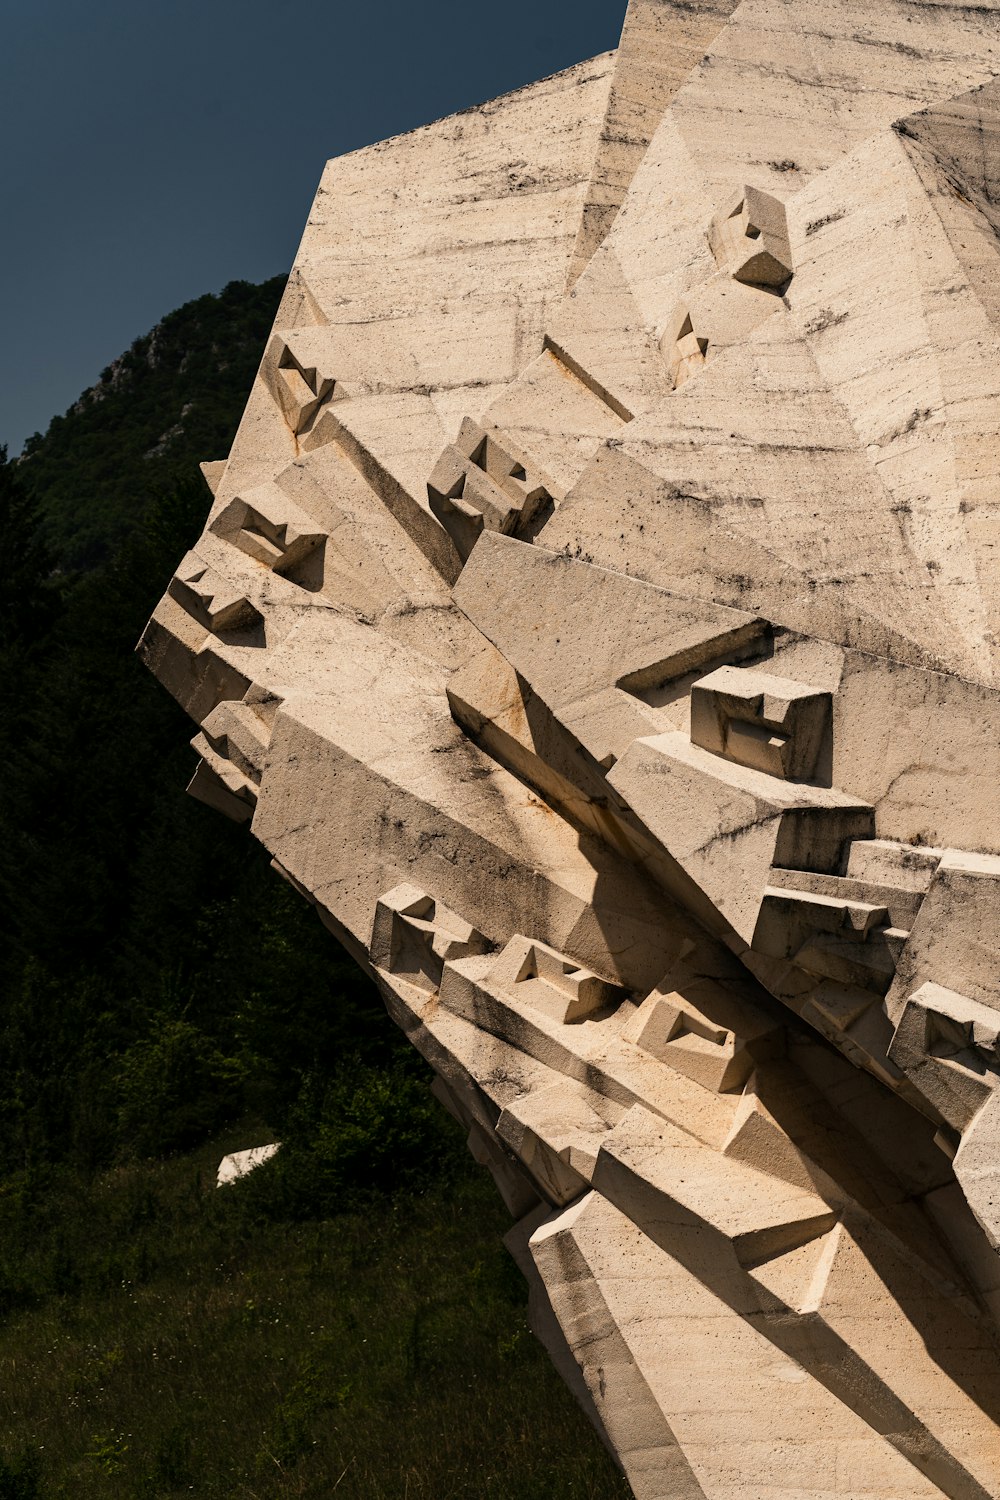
top-left (590, 1105), bottom-right (1000, 1494)
top-left (487, 934), bottom-right (626, 1025)
top-left (210, 487), bottom-right (326, 579)
top-left (608, 731), bottom-right (875, 944)
top-left (262, 334), bottom-right (336, 436)
top-left (690, 665), bottom-right (831, 782)
top-left (187, 698), bottom-right (275, 825)
top-left (955, 1088), bottom-right (1000, 1253)
top-left (886, 849), bottom-right (1000, 1026)
top-left (626, 994), bottom-right (754, 1093)
top-left (662, 301), bottom-right (708, 389)
top-left (753, 885), bottom-right (898, 994)
top-left (427, 418), bottom-right (554, 563)
top-left (166, 551), bottom-right (264, 635)
top-left (199, 697), bottom-right (273, 783)
top-left (721, 1084), bottom-right (827, 1194)
top-left (186, 755), bottom-right (256, 824)
top-left (371, 883), bottom-right (491, 993)
top-left (200, 459), bottom-right (227, 496)
top-left (888, 981), bottom-right (1000, 1131)
top-left (621, 970), bottom-right (781, 1094)
top-left (707, 185), bottom-right (793, 288)
top-left (844, 840), bottom-right (944, 894)
top-left (496, 1080), bottom-right (613, 1205)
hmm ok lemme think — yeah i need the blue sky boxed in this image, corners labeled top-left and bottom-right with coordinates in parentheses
top-left (2, 0), bottom-right (623, 453)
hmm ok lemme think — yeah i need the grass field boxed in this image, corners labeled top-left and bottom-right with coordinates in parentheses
top-left (0, 1121), bottom-right (630, 1499)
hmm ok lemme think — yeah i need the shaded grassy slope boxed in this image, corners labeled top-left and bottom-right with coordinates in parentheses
top-left (0, 1132), bottom-right (627, 1499)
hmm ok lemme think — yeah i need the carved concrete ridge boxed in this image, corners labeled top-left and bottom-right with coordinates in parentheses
top-left (139, 2), bottom-right (1000, 1494)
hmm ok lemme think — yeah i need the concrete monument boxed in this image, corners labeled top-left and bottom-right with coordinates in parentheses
top-left (141, 1), bottom-right (1000, 1492)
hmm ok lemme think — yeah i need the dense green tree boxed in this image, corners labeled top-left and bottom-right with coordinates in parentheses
top-left (0, 446), bottom-right (57, 653)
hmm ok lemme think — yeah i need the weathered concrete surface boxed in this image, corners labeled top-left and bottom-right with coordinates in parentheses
top-left (141, 3), bottom-right (1000, 1494)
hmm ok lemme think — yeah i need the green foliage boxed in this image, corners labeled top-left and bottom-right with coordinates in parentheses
top-left (116, 1018), bottom-right (247, 1157)
top-left (19, 277), bottom-right (285, 571)
top-left (237, 1059), bottom-right (467, 1221)
top-left (0, 1446), bottom-right (41, 1500)
top-left (0, 446), bottom-right (58, 654)
top-left (0, 1144), bottom-right (629, 1499)
top-left (0, 1446), bottom-right (41, 1494)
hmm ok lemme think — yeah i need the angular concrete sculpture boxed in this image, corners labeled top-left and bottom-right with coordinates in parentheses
top-left (140, 3), bottom-right (1000, 1493)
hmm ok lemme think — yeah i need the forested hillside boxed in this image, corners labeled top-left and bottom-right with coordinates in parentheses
top-left (18, 278), bottom-right (285, 571)
top-left (0, 285), bottom-right (626, 1497)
